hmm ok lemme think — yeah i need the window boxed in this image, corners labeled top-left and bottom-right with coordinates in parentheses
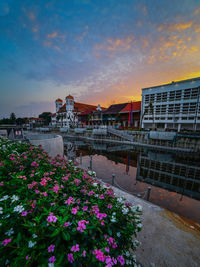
top-left (182, 103), bottom-right (189, 114)
top-left (156, 93), bottom-right (161, 102)
top-left (184, 89), bottom-right (191, 100)
top-left (150, 94), bottom-right (155, 102)
top-left (145, 95), bottom-right (150, 103)
top-left (169, 91), bottom-right (175, 101)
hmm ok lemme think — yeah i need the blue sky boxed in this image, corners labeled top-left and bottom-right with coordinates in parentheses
top-left (0, 0), bottom-right (200, 117)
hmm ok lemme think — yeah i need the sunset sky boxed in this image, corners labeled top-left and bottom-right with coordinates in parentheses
top-left (0, 0), bottom-right (200, 117)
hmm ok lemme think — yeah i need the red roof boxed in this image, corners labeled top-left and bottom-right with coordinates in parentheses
top-left (55, 98), bottom-right (63, 102)
top-left (119, 101), bottom-right (141, 113)
top-left (66, 95), bottom-right (74, 99)
top-left (51, 113), bottom-right (56, 117)
top-left (78, 107), bottom-right (97, 116)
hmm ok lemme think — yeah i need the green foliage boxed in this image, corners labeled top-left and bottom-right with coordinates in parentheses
top-left (0, 138), bottom-right (142, 266)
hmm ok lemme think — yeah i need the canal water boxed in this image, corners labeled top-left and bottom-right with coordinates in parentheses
top-left (64, 138), bottom-right (200, 223)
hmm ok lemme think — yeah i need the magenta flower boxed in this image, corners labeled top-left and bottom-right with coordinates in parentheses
top-left (63, 222), bottom-right (70, 227)
top-left (105, 247), bottom-right (110, 253)
top-left (49, 256), bottom-right (56, 263)
top-left (48, 244), bottom-right (55, 253)
top-left (71, 244), bottom-right (79, 252)
top-left (99, 194), bottom-right (104, 199)
top-left (82, 206), bottom-right (88, 211)
top-left (107, 204), bottom-right (112, 209)
top-left (93, 249), bottom-right (105, 262)
top-left (82, 250), bottom-right (86, 257)
top-left (21, 211), bottom-right (27, 216)
top-left (47, 213), bottom-right (58, 223)
top-left (53, 184), bottom-right (59, 193)
top-left (77, 220), bottom-right (89, 232)
top-left (71, 207), bottom-right (78, 215)
top-left (68, 253), bottom-right (74, 263)
top-left (1, 239), bottom-right (11, 246)
top-left (65, 196), bottom-right (74, 205)
top-left (117, 255), bottom-right (125, 266)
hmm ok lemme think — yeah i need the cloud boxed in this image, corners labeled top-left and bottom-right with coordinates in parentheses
top-left (193, 8), bottom-right (200, 15)
top-left (94, 36), bottom-right (133, 54)
top-left (157, 21), bottom-right (193, 32)
top-left (47, 32), bottom-right (57, 38)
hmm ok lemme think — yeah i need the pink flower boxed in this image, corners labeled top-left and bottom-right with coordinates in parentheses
top-left (48, 244), bottom-right (55, 253)
top-left (68, 253), bottom-right (74, 263)
top-left (77, 220), bottom-right (89, 232)
top-left (105, 247), bottom-right (110, 253)
top-left (0, 181), bottom-right (4, 186)
top-left (53, 184), bottom-right (59, 193)
top-left (71, 207), bottom-right (78, 215)
top-left (117, 255), bottom-right (125, 266)
top-left (82, 250), bottom-right (86, 257)
top-left (49, 256), bottom-right (56, 263)
top-left (31, 161), bottom-right (39, 167)
top-left (25, 255), bottom-right (31, 260)
top-left (21, 211), bottom-right (27, 216)
top-left (93, 249), bottom-right (105, 262)
top-left (99, 194), bottom-right (104, 199)
top-left (107, 204), bottom-right (112, 209)
top-left (65, 197), bottom-right (74, 205)
top-left (1, 239), bottom-right (11, 246)
top-left (63, 222), bottom-right (70, 227)
top-left (47, 213), bottom-right (58, 223)
top-left (71, 244), bottom-right (79, 252)
top-left (82, 206), bottom-right (88, 211)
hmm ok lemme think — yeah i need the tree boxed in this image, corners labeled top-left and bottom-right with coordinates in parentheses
top-left (16, 118), bottom-right (26, 125)
top-left (39, 112), bottom-right (52, 125)
top-left (141, 102), bottom-right (155, 130)
top-left (10, 113), bottom-right (16, 124)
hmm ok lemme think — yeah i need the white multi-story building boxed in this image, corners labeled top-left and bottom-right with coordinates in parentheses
top-left (141, 77), bottom-right (200, 132)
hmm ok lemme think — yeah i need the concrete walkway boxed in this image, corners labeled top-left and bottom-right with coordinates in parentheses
top-left (112, 186), bottom-right (200, 267)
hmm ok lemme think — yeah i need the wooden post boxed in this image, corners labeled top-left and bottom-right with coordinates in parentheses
top-left (89, 155), bottom-right (92, 170)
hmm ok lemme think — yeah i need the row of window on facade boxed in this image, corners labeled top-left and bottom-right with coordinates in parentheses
top-left (144, 87), bottom-right (199, 103)
top-left (144, 102), bottom-right (200, 115)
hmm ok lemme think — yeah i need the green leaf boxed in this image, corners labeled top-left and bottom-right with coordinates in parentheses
top-left (62, 231), bottom-right (70, 241)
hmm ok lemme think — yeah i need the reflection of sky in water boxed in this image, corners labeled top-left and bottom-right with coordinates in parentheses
top-left (64, 141), bottom-right (200, 223)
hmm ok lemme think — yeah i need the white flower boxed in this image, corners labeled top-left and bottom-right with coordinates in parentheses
top-left (112, 212), bottom-right (116, 216)
top-left (95, 194), bottom-right (99, 198)
top-left (0, 223), bottom-right (2, 227)
top-left (5, 259), bottom-right (9, 265)
top-left (93, 182), bottom-right (98, 187)
top-left (0, 207), bottom-right (3, 214)
top-left (136, 205), bottom-right (142, 212)
top-left (5, 228), bottom-right (14, 236)
top-left (126, 260), bottom-right (132, 265)
top-left (117, 232), bottom-right (121, 237)
top-left (32, 234), bottom-right (38, 239)
top-left (11, 195), bottom-right (19, 203)
top-left (122, 207), bottom-right (129, 215)
top-left (125, 251), bottom-right (130, 257)
top-left (0, 195), bottom-right (9, 201)
top-left (48, 264), bottom-right (55, 267)
top-left (4, 214), bottom-right (10, 219)
top-left (117, 197), bottom-right (125, 204)
top-left (13, 205), bottom-right (24, 213)
top-left (133, 240), bottom-right (140, 247)
top-left (137, 223), bottom-right (143, 229)
top-left (110, 216), bottom-right (116, 223)
top-left (28, 241), bottom-right (37, 248)
top-left (92, 171), bottom-right (96, 177)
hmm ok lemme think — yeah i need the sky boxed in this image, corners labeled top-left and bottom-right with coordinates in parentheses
top-left (0, 0), bottom-right (200, 118)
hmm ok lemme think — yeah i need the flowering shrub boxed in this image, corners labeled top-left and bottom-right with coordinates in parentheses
top-left (0, 138), bottom-right (142, 266)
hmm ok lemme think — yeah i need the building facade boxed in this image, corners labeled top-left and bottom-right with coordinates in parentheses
top-left (141, 77), bottom-right (200, 132)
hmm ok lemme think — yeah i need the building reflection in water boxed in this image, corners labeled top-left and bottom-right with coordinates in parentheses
top-left (63, 138), bottom-right (200, 222)
top-left (136, 152), bottom-right (200, 201)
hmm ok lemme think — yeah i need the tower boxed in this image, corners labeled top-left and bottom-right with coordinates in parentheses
top-left (55, 98), bottom-right (63, 113)
top-left (65, 95), bottom-right (74, 112)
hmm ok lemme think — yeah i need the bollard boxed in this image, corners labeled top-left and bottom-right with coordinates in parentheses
top-left (89, 155), bottom-right (92, 170)
top-left (146, 186), bottom-right (151, 201)
top-left (80, 153), bottom-right (82, 165)
top-left (112, 174), bottom-right (115, 185)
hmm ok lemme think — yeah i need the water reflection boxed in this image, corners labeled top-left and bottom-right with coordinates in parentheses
top-left (63, 138), bottom-right (200, 223)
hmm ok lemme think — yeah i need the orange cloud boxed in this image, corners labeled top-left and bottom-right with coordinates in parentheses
top-left (157, 21), bottom-right (193, 32)
top-left (32, 27), bottom-right (38, 33)
top-left (193, 8), bottom-right (200, 15)
top-left (95, 37), bottom-right (133, 53)
top-left (47, 32), bottom-right (57, 38)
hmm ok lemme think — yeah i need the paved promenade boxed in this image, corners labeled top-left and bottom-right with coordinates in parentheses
top-left (112, 186), bottom-right (200, 267)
